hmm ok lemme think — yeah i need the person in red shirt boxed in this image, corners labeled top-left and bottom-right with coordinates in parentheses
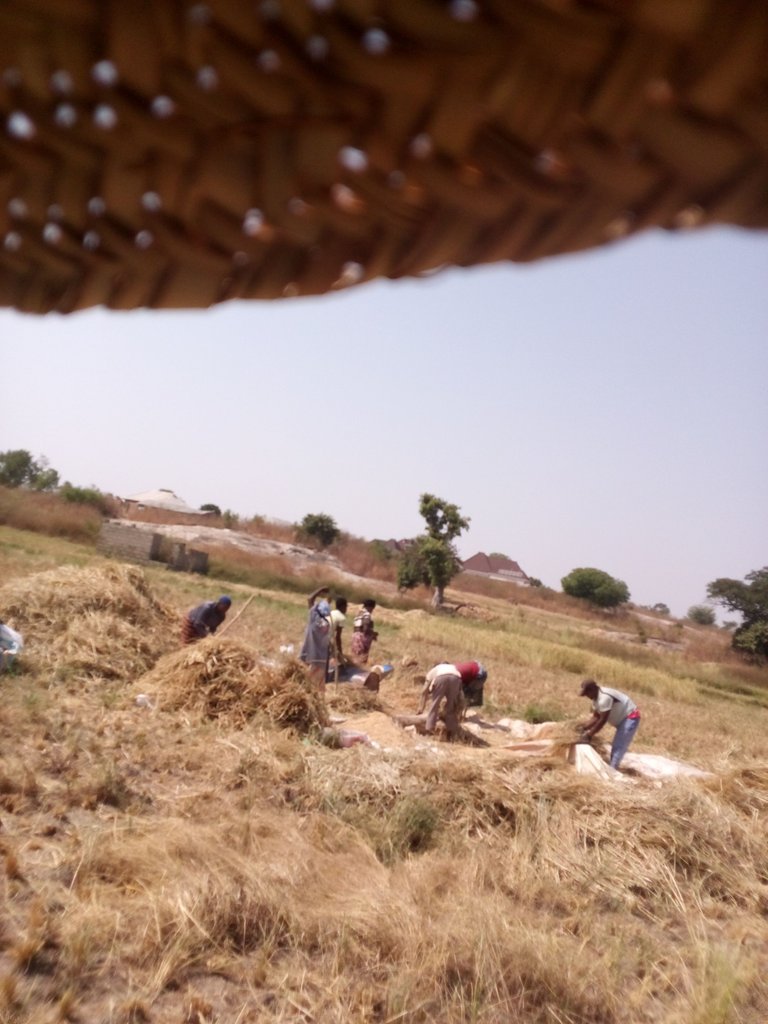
top-left (417, 660), bottom-right (488, 739)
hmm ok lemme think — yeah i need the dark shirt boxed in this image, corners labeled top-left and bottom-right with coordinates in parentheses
top-left (187, 601), bottom-right (226, 637)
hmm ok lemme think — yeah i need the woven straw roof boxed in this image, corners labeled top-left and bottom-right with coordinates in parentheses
top-left (1, 0), bottom-right (767, 313)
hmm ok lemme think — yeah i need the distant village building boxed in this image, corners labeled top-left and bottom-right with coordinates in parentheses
top-left (461, 552), bottom-right (530, 585)
top-left (122, 489), bottom-right (210, 517)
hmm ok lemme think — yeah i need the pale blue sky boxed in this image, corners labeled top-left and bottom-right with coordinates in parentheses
top-left (2, 225), bottom-right (766, 618)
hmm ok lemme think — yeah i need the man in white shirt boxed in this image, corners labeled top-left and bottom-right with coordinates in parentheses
top-left (417, 660), bottom-right (487, 740)
top-left (578, 678), bottom-right (640, 769)
top-left (330, 597), bottom-right (348, 665)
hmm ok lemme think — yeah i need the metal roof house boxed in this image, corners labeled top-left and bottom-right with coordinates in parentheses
top-left (122, 489), bottom-right (210, 516)
top-left (461, 552), bottom-right (530, 585)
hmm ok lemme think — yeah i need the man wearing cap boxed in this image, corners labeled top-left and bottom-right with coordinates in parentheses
top-left (181, 595), bottom-right (232, 645)
top-left (417, 660), bottom-right (488, 740)
top-left (578, 678), bottom-right (640, 769)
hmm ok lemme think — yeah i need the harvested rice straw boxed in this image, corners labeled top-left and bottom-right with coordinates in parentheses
top-left (0, 564), bottom-right (176, 681)
top-left (138, 639), bottom-right (328, 731)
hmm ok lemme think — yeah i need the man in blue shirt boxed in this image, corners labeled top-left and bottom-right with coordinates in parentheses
top-left (181, 595), bottom-right (232, 644)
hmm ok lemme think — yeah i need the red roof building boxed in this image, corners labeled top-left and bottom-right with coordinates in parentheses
top-left (461, 552), bottom-right (530, 585)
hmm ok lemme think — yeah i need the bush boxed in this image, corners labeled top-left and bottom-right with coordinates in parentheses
top-left (297, 513), bottom-right (340, 549)
top-left (561, 567), bottom-right (630, 608)
top-left (59, 483), bottom-right (115, 516)
top-left (687, 605), bottom-right (716, 626)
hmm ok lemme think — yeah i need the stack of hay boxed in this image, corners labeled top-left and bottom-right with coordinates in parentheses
top-left (137, 637), bottom-right (328, 732)
top-left (0, 564), bottom-right (176, 683)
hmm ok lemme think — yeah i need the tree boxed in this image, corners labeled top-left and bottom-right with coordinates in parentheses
top-left (707, 567), bottom-right (768, 662)
top-left (687, 604), bottom-right (716, 626)
top-left (297, 512), bottom-right (340, 549)
top-left (397, 494), bottom-right (470, 607)
top-left (199, 503), bottom-right (222, 516)
top-left (651, 603), bottom-right (670, 616)
top-left (0, 449), bottom-right (59, 491)
top-left (561, 567), bottom-right (630, 609)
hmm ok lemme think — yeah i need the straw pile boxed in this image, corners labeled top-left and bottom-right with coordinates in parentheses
top-left (138, 639), bottom-right (328, 732)
top-left (0, 563), bottom-right (175, 682)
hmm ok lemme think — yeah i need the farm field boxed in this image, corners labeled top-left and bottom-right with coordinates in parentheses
top-left (0, 524), bottom-right (766, 1024)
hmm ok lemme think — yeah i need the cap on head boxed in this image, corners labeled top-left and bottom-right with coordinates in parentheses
top-left (218, 595), bottom-right (232, 608)
top-left (579, 678), bottom-right (598, 696)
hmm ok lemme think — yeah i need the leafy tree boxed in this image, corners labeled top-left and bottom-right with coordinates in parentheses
top-left (561, 567), bottom-right (630, 609)
top-left (687, 604), bottom-right (716, 626)
top-left (0, 449), bottom-right (60, 491)
top-left (489, 552), bottom-right (510, 560)
top-left (397, 494), bottom-right (470, 607)
top-left (527, 577), bottom-right (544, 588)
top-left (651, 603), bottom-right (670, 616)
top-left (200, 503), bottom-right (222, 516)
top-left (297, 512), bottom-right (340, 549)
top-left (707, 567), bottom-right (768, 662)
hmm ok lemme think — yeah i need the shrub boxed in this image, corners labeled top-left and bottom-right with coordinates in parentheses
top-left (688, 605), bottom-right (716, 626)
top-left (561, 567), bottom-right (630, 608)
top-left (297, 513), bottom-right (340, 549)
top-left (59, 483), bottom-right (116, 516)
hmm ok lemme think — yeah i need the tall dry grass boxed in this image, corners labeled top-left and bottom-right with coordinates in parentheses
top-left (0, 484), bottom-right (102, 542)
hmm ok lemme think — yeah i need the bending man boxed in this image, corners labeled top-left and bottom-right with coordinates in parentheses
top-left (181, 595), bottom-right (232, 645)
top-left (578, 678), bottom-right (640, 769)
top-left (418, 660), bottom-right (487, 740)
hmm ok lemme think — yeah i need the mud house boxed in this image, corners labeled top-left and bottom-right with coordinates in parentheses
top-left (461, 552), bottom-right (530, 586)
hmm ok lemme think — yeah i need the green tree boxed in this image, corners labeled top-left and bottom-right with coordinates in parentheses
top-left (0, 449), bottom-right (60, 491)
top-left (561, 567), bottom-right (630, 609)
top-left (651, 603), bottom-right (670, 616)
top-left (687, 604), bottom-right (716, 626)
top-left (297, 512), bottom-right (340, 549)
top-left (200, 503), bottom-right (222, 516)
top-left (397, 494), bottom-right (470, 607)
top-left (707, 567), bottom-right (768, 662)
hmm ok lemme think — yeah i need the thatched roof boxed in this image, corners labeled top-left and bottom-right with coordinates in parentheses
top-left (1, 0), bottom-right (767, 313)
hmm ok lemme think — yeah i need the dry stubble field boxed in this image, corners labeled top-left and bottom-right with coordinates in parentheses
top-left (0, 525), bottom-right (766, 1024)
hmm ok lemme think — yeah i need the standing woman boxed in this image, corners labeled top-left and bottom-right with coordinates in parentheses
top-left (299, 586), bottom-right (332, 683)
top-left (350, 599), bottom-right (378, 665)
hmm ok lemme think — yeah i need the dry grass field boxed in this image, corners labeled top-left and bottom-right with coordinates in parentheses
top-left (0, 524), bottom-right (766, 1024)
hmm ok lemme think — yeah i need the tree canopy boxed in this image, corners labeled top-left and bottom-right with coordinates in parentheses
top-left (397, 494), bottom-right (470, 606)
top-left (297, 512), bottom-right (340, 549)
top-left (561, 567), bottom-right (630, 609)
top-left (0, 449), bottom-right (60, 491)
top-left (707, 567), bottom-right (768, 661)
